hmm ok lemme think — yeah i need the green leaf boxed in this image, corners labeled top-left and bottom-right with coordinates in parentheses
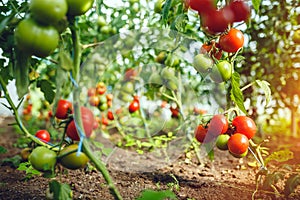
top-left (37, 79), bottom-right (55, 104)
top-left (0, 63), bottom-right (14, 84)
top-left (49, 180), bottom-right (72, 200)
top-left (265, 149), bottom-right (294, 165)
top-left (59, 51), bottom-right (73, 71)
top-left (0, 146), bottom-right (7, 154)
top-left (230, 72), bottom-right (247, 114)
top-left (14, 49), bottom-right (31, 98)
top-left (162, 0), bottom-right (173, 25)
top-left (136, 189), bottom-right (177, 200)
top-left (284, 174), bottom-right (300, 197)
top-left (171, 14), bottom-right (187, 32)
top-left (256, 80), bottom-right (271, 106)
top-left (252, 0), bottom-right (261, 12)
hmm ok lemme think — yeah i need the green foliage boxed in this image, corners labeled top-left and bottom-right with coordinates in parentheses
top-left (137, 189), bottom-right (177, 200)
top-left (17, 162), bottom-right (41, 180)
top-left (48, 180), bottom-right (72, 200)
top-left (230, 72), bottom-right (247, 114)
top-left (256, 80), bottom-right (271, 106)
top-left (264, 149), bottom-right (294, 165)
top-left (0, 146), bottom-right (7, 154)
top-left (252, 0), bottom-right (262, 12)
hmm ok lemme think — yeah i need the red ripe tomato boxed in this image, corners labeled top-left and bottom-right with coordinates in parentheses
top-left (201, 8), bottom-right (234, 34)
top-left (66, 107), bottom-right (95, 141)
top-left (187, 0), bottom-right (215, 14)
top-left (219, 28), bottom-right (244, 53)
top-left (228, 133), bottom-right (249, 155)
top-left (232, 116), bottom-right (257, 139)
top-left (194, 125), bottom-right (208, 143)
top-left (55, 99), bottom-right (72, 119)
top-left (102, 116), bottom-right (109, 126)
top-left (229, 0), bottom-right (251, 22)
top-left (207, 114), bottom-right (228, 136)
top-left (129, 100), bottom-right (139, 113)
top-left (35, 129), bottom-right (51, 143)
top-left (107, 111), bottom-right (114, 120)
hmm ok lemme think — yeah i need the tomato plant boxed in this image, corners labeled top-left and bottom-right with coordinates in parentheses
top-left (29, 146), bottom-right (57, 173)
top-left (35, 130), bottom-right (51, 143)
top-left (227, 133), bottom-right (249, 155)
top-left (66, 107), bottom-right (95, 141)
top-left (58, 144), bottom-right (89, 170)
top-left (232, 116), bottom-right (257, 139)
top-left (14, 18), bottom-right (59, 58)
top-left (219, 28), bottom-right (244, 53)
top-left (29, 0), bottom-right (67, 25)
top-left (55, 99), bottom-right (72, 119)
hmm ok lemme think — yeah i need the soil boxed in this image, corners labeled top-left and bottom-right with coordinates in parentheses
top-left (0, 117), bottom-right (300, 200)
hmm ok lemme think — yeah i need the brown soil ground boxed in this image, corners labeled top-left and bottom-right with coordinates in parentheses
top-left (0, 117), bottom-right (300, 200)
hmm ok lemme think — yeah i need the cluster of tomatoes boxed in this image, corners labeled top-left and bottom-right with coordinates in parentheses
top-left (194, 115), bottom-right (257, 158)
top-left (190, 0), bottom-right (249, 83)
top-left (23, 98), bottom-right (99, 173)
top-left (187, 0), bottom-right (250, 34)
top-left (14, 0), bottom-right (94, 58)
top-left (87, 82), bottom-right (115, 129)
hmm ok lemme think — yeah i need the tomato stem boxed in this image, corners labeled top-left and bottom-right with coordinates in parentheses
top-left (69, 21), bottom-right (123, 200)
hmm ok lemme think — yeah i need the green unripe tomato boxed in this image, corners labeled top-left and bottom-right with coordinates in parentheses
top-left (66, 0), bottom-right (94, 16)
top-left (161, 67), bottom-right (175, 81)
top-left (99, 103), bottom-right (108, 111)
top-left (14, 18), bottom-right (59, 58)
top-left (100, 25), bottom-right (111, 34)
top-left (30, 0), bottom-right (68, 25)
top-left (29, 146), bottom-right (57, 172)
top-left (193, 54), bottom-right (214, 74)
top-left (154, 0), bottom-right (164, 13)
top-left (215, 134), bottom-right (230, 150)
top-left (149, 72), bottom-right (163, 87)
top-left (122, 81), bottom-right (134, 94)
top-left (97, 16), bottom-right (106, 27)
top-left (166, 77), bottom-right (178, 91)
top-left (210, 60), bottom-right (232, 83)
top-left (59, 144), bottom-right (89, 170)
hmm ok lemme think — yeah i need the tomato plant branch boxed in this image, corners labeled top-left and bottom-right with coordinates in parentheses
top-left (69, 21), bottom-right (122, 200)
top-left (0, 76), bottom-right (53, 148)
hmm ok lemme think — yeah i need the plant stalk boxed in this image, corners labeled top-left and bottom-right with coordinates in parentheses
top-left (70, 20), bottom-right (123, 200)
